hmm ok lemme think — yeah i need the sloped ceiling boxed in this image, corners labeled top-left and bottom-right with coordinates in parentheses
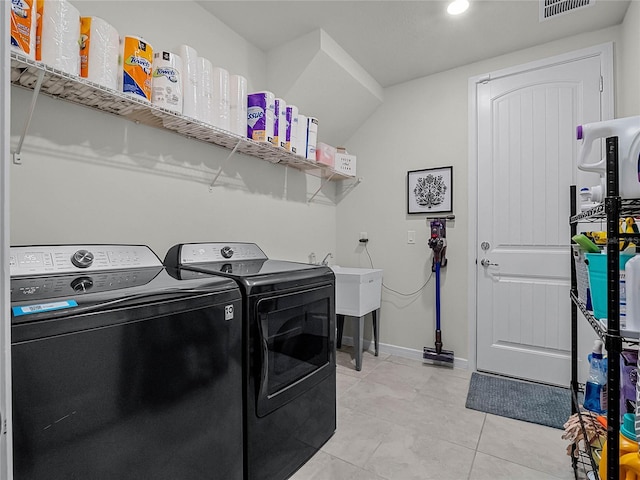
top-left (267, 30), bottom-right (383, 146)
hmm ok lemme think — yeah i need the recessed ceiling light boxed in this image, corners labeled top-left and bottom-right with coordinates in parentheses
top-left (447, 0), bottom-right (470, 15)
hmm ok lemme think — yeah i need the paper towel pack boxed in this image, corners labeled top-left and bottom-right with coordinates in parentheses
top-left (119, 35), bottom-right (153, 101)
top-left (212, 67), bottom-right (230, 131)
top-left (151, 51), bottom-right (183, 114)
top-left (80, 16), bottom-right (119, 90)
top-left (196, 57), bottom-right (214, 125)
top-left (229, 74), bottom-right (248, 136)
top-left (178, 45), bottom-right (198, 119)
top-left (38, 0), bottom-right (81, 76)
top-left (295, 114), bottom-right (307, 158)
top-left (10, 0), bottom-right (37, 59)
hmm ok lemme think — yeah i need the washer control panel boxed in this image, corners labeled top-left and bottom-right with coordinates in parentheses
top-left (10, 245), bottom-right (162, 277)
top-left (11, 268), bottom-right (160, 302)
top-left (179, 243), bottom-right (267, 264)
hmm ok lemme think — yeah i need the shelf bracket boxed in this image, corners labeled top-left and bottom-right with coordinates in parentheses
top-left (336, 176), bottom-right (363, 202)
top-left (209, 139), bottom-right (243, 191)
top-left (308, 172), bottom-right (336, 203)
top-left (12, 69), bottom-right (45, 165)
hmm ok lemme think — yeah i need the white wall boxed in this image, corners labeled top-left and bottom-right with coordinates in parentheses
top-left (10, 1), bottom-right (337, 263)
top-left (620, 0), bottom-right (640, 117)
top-left (338, 25), bottom-right (624, 362)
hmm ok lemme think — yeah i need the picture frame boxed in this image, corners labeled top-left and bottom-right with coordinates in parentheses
top-left (407, 166), bottom-right (453, 215)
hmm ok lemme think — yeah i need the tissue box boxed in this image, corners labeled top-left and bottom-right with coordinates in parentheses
top-left (316, 142), bottom-right (336, 167)
top-left (334, 152), bottom-right (356, 176)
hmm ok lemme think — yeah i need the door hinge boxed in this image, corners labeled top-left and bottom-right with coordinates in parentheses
top-left (599, 75), bottom-right (603, 92)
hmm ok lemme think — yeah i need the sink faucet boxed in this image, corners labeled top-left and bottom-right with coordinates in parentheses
top-left (321, 253), bottom-right (333, 266)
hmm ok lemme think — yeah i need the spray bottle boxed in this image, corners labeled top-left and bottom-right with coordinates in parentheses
top-left (584, 340), bottom-right (607, 414)
top-left (576, 115), bottom-right (640, 199)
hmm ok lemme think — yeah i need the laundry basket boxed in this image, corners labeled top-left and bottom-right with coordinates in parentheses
top-left (572, 245), bottom-right (591, 305)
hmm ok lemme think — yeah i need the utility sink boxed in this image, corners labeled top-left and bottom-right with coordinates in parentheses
top-left (331, 266), bottom-right (383, 317)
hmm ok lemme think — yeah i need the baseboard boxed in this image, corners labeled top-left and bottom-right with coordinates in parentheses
top-left (339, 336), bottom-right (469, 371)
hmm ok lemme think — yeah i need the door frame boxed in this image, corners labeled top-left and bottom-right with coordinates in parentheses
top-left (467, 42), bottom-right (614, 373)
top-left (2, 1), bottom-right (11, 478)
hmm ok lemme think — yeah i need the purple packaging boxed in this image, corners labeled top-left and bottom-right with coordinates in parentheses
top-left (285, 105), bottom-right (299, 153)
top-left (247, 91), bottom-right (275, 143)
top-left (274, 98), bottom-right (287, 148)
top-left (620, 348), bottom-right (637, 416)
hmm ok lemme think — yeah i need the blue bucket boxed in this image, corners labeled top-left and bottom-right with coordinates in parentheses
top-left (585, 252), bottom-right (636, 320)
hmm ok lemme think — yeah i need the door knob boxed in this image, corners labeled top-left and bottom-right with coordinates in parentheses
top-left (480, 258), bottom-right (499, 267)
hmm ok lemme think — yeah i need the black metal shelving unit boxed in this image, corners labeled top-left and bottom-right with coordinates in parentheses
top-left (570, 136), bottom-right (640, 480)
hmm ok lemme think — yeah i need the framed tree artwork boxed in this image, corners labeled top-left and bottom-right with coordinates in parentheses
top-left (407, 166), bottom-right (453, 214)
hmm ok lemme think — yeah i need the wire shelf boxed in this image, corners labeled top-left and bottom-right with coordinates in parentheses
top-left (9, 51), bottom-right (356, 181)
top-left (571, 199), bottom-right (640, 224)
top-left (570, 292), bottom-right (640, 344)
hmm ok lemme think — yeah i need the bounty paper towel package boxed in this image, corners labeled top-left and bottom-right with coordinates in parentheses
top-left (79, 16), bottom-right (119, 90)
top-left (178, 45), bottom-right (198, 119)
top-left (212, 67), bottom-right (230, 131)
top-left (151, 51), bottom-right (183, 114)
top-left (10, 0), bottom-right (37, 59)
top-left (119, 35), bottom-right (153, 101)
top-left (196, 57), bottom-right (214, 125)
top-left (38, 0), bottom-right (81, 75)
top-left (285, 105), bottom-right (298, 153)
top-left (306, 117), bottom-right (319, 161)
top-left (247, 91), bottom-right (275, 143)
top-left (229, 74), bottom-right (248, 136)
top-left (274, 98), bottom-right (287, 149)
top-left (296, 114), bottom-right (307, 158)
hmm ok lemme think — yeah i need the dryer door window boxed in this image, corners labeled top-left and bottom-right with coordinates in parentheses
top-left (256, 284), bottom-right (335, 417)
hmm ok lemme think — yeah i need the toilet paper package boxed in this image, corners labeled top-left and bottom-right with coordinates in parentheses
top-left (306, 117), bottom-right (319, 161)
top-left (296, 114), bottom-right (307, 158)
top-left (178, 45), bottom-right (198, 119)
top-left (119, 35), bottom-right (153, 101)
top-left (10, 0), bottom-right (37, 59)
top-left (79, 16), bottom-right (119, 90)
top-left (247, 91), bottom-right (275, 143)
top-left (285, 105), bottom-right (298, 153)
top-left (212, 67), bottom-right (230, 131)
top-left (274, 98), bottom-right (287, 149)
top-left (229, 74), bottom-right (247, 136)
top-left (151, 51), bottom-right (183, 114)
top-left (196, 57), bottom-right (214, 125)
top-left (38, 0), bottom-right (81, 76)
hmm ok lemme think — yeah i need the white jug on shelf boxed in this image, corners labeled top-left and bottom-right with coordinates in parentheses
top-left (576, 115), bottom-right (640, 199)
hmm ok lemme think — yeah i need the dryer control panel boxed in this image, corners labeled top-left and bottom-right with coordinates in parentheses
top-left (10, 245), bottom-right (162, 277)
top-left (179, 243), bottom-right (268, 264)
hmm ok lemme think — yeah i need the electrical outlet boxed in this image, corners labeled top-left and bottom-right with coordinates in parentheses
top-left (360, 232), bottom-right (368, 241)
top-left (408, 230), bottom-right (416, 244)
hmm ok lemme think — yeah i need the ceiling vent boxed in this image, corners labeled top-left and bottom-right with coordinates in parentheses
top-left (540, 0), bottom-right (593, 21)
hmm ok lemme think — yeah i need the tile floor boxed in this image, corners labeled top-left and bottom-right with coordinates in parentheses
top-left (291, 348), bottom-right (577, 480)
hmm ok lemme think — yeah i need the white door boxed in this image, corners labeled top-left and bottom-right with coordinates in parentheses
top-left (475, 48), bottom-right (608, 386)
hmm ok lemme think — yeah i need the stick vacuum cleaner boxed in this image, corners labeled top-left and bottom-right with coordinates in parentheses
top-left (423, 218), bottom-right (454, 367)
